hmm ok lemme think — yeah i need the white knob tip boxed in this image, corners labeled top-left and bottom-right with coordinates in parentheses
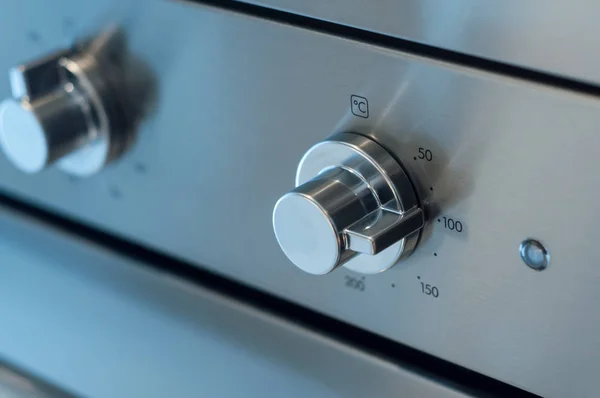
top-left (273, 193), bottom-right (341, 275)
top-left (0, 99), bottom-right (48, 173)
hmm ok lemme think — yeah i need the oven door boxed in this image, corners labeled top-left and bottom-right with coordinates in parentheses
top-left (0, 206), bottom-right (475, 398)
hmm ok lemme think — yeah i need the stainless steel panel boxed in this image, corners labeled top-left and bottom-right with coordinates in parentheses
top-left (244, 0), bottom-right (600, 85)
top-left (0, 207), bottom-right (474, 398)
top-left (0, 1), bottom-right (598, 396)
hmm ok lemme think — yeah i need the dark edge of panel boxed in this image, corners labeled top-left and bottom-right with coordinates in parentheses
top-left (0, 191), bottom-right (540, 398)
top-left (0, 358), bottom-right (78, 398)
top-left (191, 0), bottom-right (600, 98)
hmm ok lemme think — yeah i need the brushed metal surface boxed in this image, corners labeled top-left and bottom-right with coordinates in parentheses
top-left (0, 207), bottom-right (475, 398)
top-left (243, 0), bottom-right (600, 85)
top-left (0, 1), bottom-right (599, 396)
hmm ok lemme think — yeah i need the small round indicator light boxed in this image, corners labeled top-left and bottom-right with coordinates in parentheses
top-left (519, 239), bottom-right (550, 271)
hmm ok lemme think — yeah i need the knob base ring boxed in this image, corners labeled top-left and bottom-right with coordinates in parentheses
top-left (55, 56), bottom-right (112, 176)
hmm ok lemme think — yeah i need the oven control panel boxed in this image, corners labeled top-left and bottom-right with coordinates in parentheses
top-left (0, 2), bottom-right (599, 397)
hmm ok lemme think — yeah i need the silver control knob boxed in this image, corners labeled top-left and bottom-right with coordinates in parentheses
top-left (0, 45), bottom-right (129, 176)
top-left (273, 133), bottom-right (424, 275)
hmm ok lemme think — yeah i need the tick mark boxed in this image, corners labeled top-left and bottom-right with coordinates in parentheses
top-left (429, 187), bottom-right (434, 191)
top-left (417, 276), bottom-right (421, 280)
top-left (109, 186), bottom-right (122, 199)
top-left (134, 162), bottom-right (147, 174)
top-left (27, 31), bottom-right (40, 43)
top-left (62, 18), bottom-right (75, 34)
top-left (391, 283), bottom-right (395, 288)
top-left (434, 253), bottom-right (438, 256)
top-left (437, 218), bottom-right (441, 222)
top-left (413, 157), bottom-right (417, 160)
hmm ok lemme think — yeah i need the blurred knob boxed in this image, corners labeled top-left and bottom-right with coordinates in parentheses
top-left (0, 39), bottom-right (132, 176)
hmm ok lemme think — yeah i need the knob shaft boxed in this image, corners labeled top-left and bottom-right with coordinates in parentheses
top-left (273, 133), bottom-right (424, 275)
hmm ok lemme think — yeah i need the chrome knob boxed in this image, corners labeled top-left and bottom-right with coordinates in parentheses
top-left (0, 43), bottom-right (130, 176)
top-left (273, 133), bottom-right (424, 275)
